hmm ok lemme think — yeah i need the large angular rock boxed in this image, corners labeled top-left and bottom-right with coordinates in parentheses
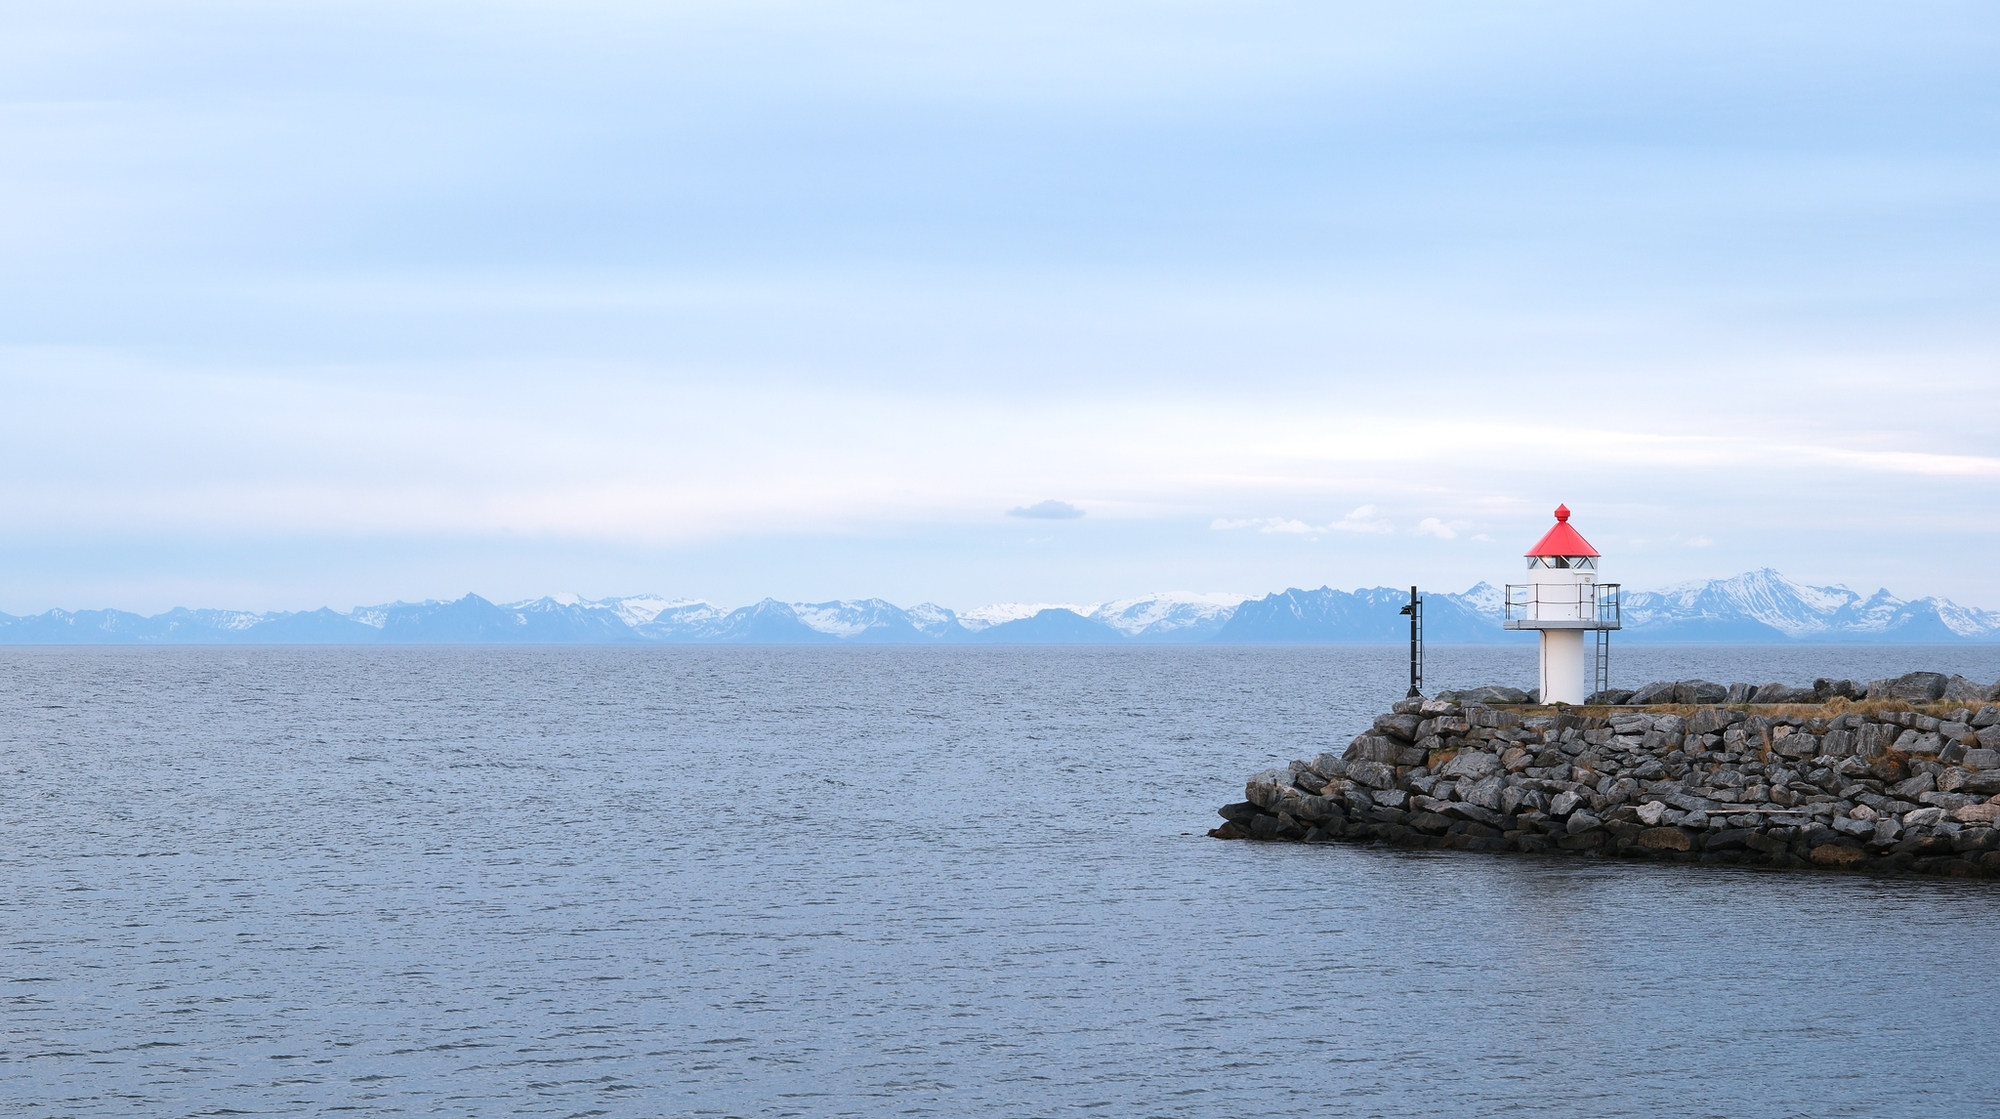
top-left (1458, 775), bottom-right (1506, 811)
top-left (1439, 751), bottom-right (1503, 782)
top-left (1832, 815), bottom-right (1875, 838)
top-left (1953, 802), bottom-right (2000, 826)
top-left (1687, 707), bottom-right (1746, 736)
top-left (1814, 678), bottom-right (1866, 702)
top-left (1290, 764), bottom-right (1327, 794)
top-left (1345, 734), bottom-right (1426, 767)
top-left (1745, 831), bottom-right (1791, 855)
top-left (1245, 778), bottom-right (1291, 811)
top-left (1586, 689), bottom-right (1636, 705)
top-left (1810, 843), bottom-right (1865, 867)
top-left (1898, 732), bottom-right (1945, 757)
top-left (1610, 713), bottom-right (1652, 735)
top-left (1891, 772), bottom-right (1937, 799)
top-left (1706, 828), bottom-right (1753, 851)
top-left (1408, 811), bottom-right (1453, 834)
top-left (1772, 731), bottom-right (1819, 759)
top-left (1344, 760), bottom-right (1398, 790)
top-left (1445, 801), bottom-right (1502, 826)
top-left (1566, 811), bottom-right (1604, 835)
top-left (1855, 723), bottom-right (1899, 760)
top-left (1272, 790), bottom-right (1342, 823)
top-left (1725, 683), bottom-right (1756, 704)
top-left (1372, 713), bottom-right (1421, 741)
top-left (1628, 680), bottom-right (1677, 706)
top-left (1638, 826), bottom-right (1692, 851)
top-left (1944, 675), bottom-right (1989, 703)
top-left (1674, 680), bottom-right (1729, 705)
top-left (1962, 747), bottom-right (2000, 770)
top-left (1870, 672), bottom-right (1948, 702)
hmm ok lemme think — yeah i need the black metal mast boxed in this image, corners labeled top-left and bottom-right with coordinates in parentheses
top-left (1398, 586), bottom-right (1424, 698)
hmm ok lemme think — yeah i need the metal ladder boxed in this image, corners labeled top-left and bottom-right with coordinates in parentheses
top-left (1593, 629), bottom-right (1611, 698)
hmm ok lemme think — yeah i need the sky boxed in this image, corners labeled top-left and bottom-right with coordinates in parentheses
top-left (2, 1), bottom-right (1997, 613)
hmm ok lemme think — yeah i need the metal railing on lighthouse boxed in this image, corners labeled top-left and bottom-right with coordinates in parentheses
top-left (1501, 582), bottom-right (1623, 628)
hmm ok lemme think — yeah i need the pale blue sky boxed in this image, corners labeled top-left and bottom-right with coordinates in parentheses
top-left (2, 1), bottom-right (1996, 612)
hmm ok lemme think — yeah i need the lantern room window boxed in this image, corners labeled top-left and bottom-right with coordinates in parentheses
top-left (1526, 556), bottom-right (1597, 570)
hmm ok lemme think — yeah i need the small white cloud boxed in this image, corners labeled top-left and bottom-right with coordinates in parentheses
top-left (1008, 499), bottom-right (1084, 519)
top-left (1329, 505), bottom-right (1393, 534)
top-left (1414, 517), bottom-right (1457, 540)
top-left (1686, 535), bottom-right (1713, 548)
top-left (1211, 506), bottom-right (1393, 538)
top-left (1471, 533), bottom-right (1493, 542)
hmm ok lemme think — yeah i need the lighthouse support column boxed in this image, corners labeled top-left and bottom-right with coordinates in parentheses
top-left (1539, 629), bottom-right (1587, 705)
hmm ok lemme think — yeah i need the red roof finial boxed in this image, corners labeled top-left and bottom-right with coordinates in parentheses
top-left (1526, 504), bottom-right (1599, 557)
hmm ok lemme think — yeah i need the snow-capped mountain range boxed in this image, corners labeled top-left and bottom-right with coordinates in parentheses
top-left (1, 570), bottom-right (1995, 644)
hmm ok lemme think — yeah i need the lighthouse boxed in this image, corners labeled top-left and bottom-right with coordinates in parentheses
top-left (1504, 505), bottom-right (1621, 705)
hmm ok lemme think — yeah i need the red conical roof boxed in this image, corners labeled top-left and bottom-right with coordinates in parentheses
top-left (1525, 504), bottom-right (1599, 557)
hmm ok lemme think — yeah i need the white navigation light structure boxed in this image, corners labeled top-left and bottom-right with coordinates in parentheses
top-left (1504, 505), bottom-right (1621, 705)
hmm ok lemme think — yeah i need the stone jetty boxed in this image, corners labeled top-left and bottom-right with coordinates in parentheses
top-left (1212, 671), bottom-right (2000, 878)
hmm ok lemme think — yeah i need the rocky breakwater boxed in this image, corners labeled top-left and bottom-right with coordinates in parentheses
top-left (1211, 689), bottom-right (2000, 878)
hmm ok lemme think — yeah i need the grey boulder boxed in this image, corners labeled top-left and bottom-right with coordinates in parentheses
top-left (1674, 680), bottom-right (1729, 704)
top-left (1628, 681), bottom-right (1677, 706)
top-left (1944, 675), bottom-right (1989, 703)
top-left (1869, 672), bottom-right (1948, 702)
top-left (1439, 751), bottom-right (1504, 781)
top-left (1813, 678), bottom-right (1866, 702)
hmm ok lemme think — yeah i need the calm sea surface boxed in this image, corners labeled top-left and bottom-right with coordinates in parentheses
top-left (5, 644), bottom-right (2000, 1118)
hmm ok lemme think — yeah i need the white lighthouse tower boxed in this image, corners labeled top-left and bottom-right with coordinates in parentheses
top-left (1504, 505), bottom-right (1621, 705)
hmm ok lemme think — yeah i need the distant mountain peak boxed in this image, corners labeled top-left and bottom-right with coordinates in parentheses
top-left (1, 574), bottom-right (1994, 645)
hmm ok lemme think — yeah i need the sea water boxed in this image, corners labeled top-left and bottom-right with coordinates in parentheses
top-left (4, 644), bottom-right (1998, 1117)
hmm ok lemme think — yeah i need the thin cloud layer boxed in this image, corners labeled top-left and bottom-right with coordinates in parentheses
top-left (1212, 507), bottom-right (1395, 538)
top-left (1008, 500), bottom-right (1085, 520)
top-left (0, 3), bottom-right (1996, 611)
